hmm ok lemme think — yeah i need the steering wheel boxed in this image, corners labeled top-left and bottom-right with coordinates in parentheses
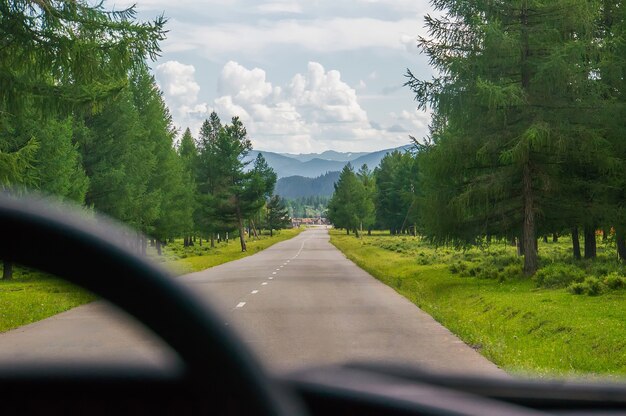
top-left (0, 194), bottom-right (304, 415)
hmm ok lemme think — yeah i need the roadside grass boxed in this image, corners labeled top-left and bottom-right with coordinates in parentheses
top-left (330, 230), bottom-right (626, 378)
top-left (0, 269), bottom-right (95, 333)
top-left (159, 228), bottom-right (304, 275)
top-left (0, 227), bottom-right (304, 333)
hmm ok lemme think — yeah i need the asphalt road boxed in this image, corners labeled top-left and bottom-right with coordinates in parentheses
top-left (0, 228), bottom-right (503, 377)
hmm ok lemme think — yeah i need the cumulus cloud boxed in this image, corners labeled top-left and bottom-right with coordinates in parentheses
top-left (157, 59), bottom-right (426, 152)
top-left (156, 61), bottom-right (200, 106)
top-left (155, 61), bottom-right (213, 134)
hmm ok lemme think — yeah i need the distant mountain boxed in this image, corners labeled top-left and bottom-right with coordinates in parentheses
top-left (249, 144), bottom-right (411, 178)
top-left (279, 150), bottom-right (368, 163)
top-left (275, 171), bottom-right (340, 199)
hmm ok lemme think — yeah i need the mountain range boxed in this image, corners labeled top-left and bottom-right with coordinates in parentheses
top-left (248, 145), bottom-right (411, 179)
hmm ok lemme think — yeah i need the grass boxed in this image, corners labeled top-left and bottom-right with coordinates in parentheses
top-left (0, 228), bottom-right (304, 333)
top-left (0, 268), bottom-right (95, 333)
top-left (159, 228), bottom-right (304, 275)
top-left (330, 230), bottom-right (626, 378)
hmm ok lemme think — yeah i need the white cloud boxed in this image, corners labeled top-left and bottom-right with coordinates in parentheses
top-left (155, 61), bottom-right (200, 105)
top-left (286, 62), bottom-right (367, 124)
top-left (163, 17), bottom-right (425, 58)
top-left (256, 1), bottom-right (303, 14)
top-left (157, 59), bottom-right (425, 152)
top-left (155, 60), bottom-right (212, 133)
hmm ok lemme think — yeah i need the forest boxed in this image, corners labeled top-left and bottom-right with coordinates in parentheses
top-left (330, 0), bottom-right (626, 278)
top-left (0, 1), bottom-right (290, 280)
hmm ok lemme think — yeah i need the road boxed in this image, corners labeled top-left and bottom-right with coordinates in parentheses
top-left (0, 228), bottom-right (503, 376)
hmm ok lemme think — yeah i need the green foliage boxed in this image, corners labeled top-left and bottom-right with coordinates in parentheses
top-left (535, 264), bottom-right (586, 289)
top-left (406, 0), bottom-right (611, 275)
top-left (286, 195), bottom-right (329, 218)
top-left (374, 150), bottom-right (418, 234)
top-left (267, 195), bottom-right (291, 233)
top-left (0, 1), bottom-right (165, 115)
top-left (327, 163), bottom-right (374, 236)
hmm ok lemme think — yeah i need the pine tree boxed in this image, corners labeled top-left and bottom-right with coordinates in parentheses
top-left (267, 195), bottom-right (291, 236)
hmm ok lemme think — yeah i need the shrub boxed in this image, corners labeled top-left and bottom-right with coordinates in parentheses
top-left (603, 272), bottom-right (626, 290)
top-left (568, 277), bottom-right (605, 296)
top-left (534, 264), bottom-right (586, 288)
top-left (501, 263), bottom-right (523, 280)
top-left (568, 282), bottom-right (587, 295)
top-left (584, 277), bottom-right (604, 296)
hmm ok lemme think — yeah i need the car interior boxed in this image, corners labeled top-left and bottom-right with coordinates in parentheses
top-left (3, 195), bottom-right (626, 415)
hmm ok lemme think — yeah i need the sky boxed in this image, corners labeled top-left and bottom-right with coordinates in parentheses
top-left (106, 0), bottom-right (435, 153)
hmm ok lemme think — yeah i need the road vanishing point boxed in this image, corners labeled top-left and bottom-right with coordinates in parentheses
top-left (0, 228), bottom-right (503, 377)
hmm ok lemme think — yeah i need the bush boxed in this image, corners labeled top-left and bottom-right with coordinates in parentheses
top-left (501, 263), bottom-right (523, 280)
top-left (535, 264), bottom-right (586, 288)
top-left (568, 282), bottom-right (587, 295)
top-left (568, 276), bottom-right (605, 296)
top-left (603, 272), bottom-right (626, 290)
top-left (584, 277), bottom-right (604, 296)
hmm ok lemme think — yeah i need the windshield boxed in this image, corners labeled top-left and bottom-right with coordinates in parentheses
top-left (1, 0), bottom-right (625, 383)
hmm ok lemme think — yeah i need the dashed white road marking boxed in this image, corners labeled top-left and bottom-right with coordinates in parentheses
top-left (251, 290), bottom-right (259, 294)
top-left (269, 277), bottom-right (274, 280)
top-left (236, 302), bottom-right (246, 308)
top-left (272, 271), bottom-right (277, 275)
top-left (261, 282), bottom-right (268, 286)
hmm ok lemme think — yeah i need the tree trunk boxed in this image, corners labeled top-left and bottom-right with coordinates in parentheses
top-left (584, 226), bottom-right (597, 259)
top-left (2, 260), bottom-right (13, 280)
top-left (346, 229), bottom-right (350, 235)
top-left (516, 237), bottom-right (523, 257)
top-left (617, 228), bottom-right (626, 262)
top-left (572, 227), bottom-right (581, 260)
top-left (542, 235), bottom-right (548, 243)
top-left (522, 162), bottom-right (538, 275)
top-left (156, 240), bottom-right (162, 256)
top-left (141, 235), bottom-right (147, 256)
top-left (603, 228), bottom-right (609, 242)
top-left (552, 232), bottom-right (558, 243)
top-left (251, 220), bottom-right (259, 239)
top-left (199, 237), bottom-right (202, 247)
top-left (210, 233), bottom-right (215, 248)
top-left (236, 203), bottom-right (247, 252)
top-left (270, 228), bottom-right (273, 237)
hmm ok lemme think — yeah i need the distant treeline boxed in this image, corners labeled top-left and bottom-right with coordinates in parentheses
top-left (287, 196), bottom-right (329, 218)
top-left (276, 171), bottom-right (340, 198)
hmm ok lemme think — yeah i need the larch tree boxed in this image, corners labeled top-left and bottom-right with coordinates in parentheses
top-left (407, 0), bottom-right (605, 275)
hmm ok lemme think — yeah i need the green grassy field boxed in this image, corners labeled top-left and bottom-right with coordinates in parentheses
top-left (330, 230), bottom-right (626, 378)
top-left (0, 228), bottom-right (303, 333)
